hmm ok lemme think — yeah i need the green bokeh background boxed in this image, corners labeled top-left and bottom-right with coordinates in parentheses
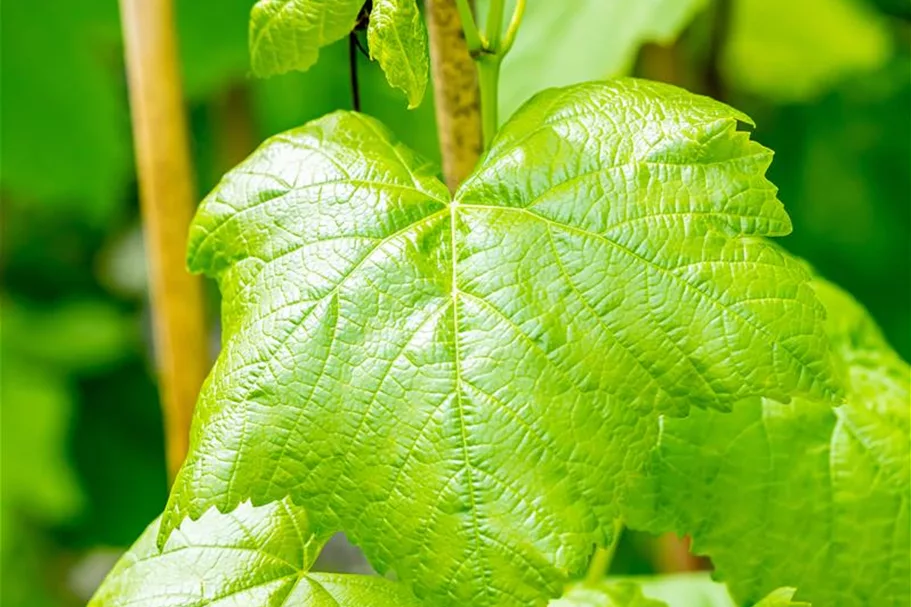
top-left (1, 0), bottom-right (908, 603)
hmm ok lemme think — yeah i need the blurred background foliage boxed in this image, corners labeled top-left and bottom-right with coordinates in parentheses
top-left (1, 0), bottom-right (908, 603)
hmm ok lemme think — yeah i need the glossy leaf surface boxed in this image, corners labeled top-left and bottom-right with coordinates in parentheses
top-left (626, 279), bottom-right (910, 606)
top-left (163, 79), bottom-right (838, 606)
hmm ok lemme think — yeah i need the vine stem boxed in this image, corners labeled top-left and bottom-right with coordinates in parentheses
top-left (475, 0), bottom-right (526, 148)
top-left (424, 0), bottom-right (526, 186)
top-left (119, 0), bottom-right (209, 483)
top-left (454, 0), bottom-right (483, 53)
top-left (501, 0), bottom-right (526, 54)
top-left (425, 0), bottom-right (483, 192)
top-left (586, 519), bottom-right (625, 585)
top-left (477, 57), bottom-right (501, 148)
top-left (485, 0), bottom-right (508, 50)
top-left (349, 32), bottom-right (361, 112)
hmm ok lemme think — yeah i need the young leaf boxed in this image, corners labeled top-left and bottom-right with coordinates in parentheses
top-left (89, 499), bottom-right (422, 606)
top-left (367, 0), bottom-right (429, 109)
top-left (249, 0), bottom-right (364, 77)
top-left (163, 79), bottom-right (838, 606)
top-left (625, 279), bottom-right (910, 606)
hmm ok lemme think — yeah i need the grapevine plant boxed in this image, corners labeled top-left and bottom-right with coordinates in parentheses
top-left (93, 1), bottom-right (910, 606)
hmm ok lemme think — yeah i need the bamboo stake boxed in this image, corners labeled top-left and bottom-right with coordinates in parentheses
top-left (119, 0), bottom-right (208, 483)
top-left (425, 0), bottom-right (483, 192)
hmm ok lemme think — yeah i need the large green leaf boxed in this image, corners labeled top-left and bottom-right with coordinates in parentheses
top-left (485, 0), bottom-right (708, 120)
top-left (367, 0), bottom-right (429, 108)
top-left (724, 0), bottom-right (891, 101)
top-left (625, 278), bottom-right (910, 606)
top-left (249, 0), bottom-right (363, 77)
top-left (553, 574), bottom-right (808, 607)
top-left (162, 79), bottom-right (838, 606)
top-left (89, 499), bottom-right (422, 606)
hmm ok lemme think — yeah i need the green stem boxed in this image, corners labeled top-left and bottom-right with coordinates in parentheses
top-left (501, 0), bottom-right (525, 54)
top-left (453, 0), bottom-right (524, 151)
top-left (485, 0), bottom-right (507, 51)
top-left (477, 56), bottom-right (501, 148)
top-left (585, 519), bottom-right (625, 585)
top-left (453, 0), bottom-right (483, 53)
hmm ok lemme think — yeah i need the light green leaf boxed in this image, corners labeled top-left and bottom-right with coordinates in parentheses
top-left (367, 0), bottom-right (429, 108)
top-left (488, 0), bottom-right (708, 120)
top-left (163, 79), bottom-right (838, 606)
top-left (552, 574), bottom-right (808, 607)
top-left (625, 278), bottom-right (910, 606)
top-left (89, 499), bottom-right (422, 606)
top-left (249, 0), bottom-right (364, 77)
top-left (724, 0), bottom-right (892, 101)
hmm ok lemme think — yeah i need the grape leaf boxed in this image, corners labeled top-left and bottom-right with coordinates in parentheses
top-left (162, 79), bottom-right (838, 606)
top-left (367, 0), bottom-right (429, 109)
top-left (479, 0), bottom-right (708, 119)
top-left (89, 499), bottom-right (422, 606)
top-left (724, 0), bottom-right (891, 101)
top-left (249, 0), bottom-right (364, 77)
top-left (625, 278), bottom-right (910, 606)
top-left (554, 575), bottom-right (808, 607)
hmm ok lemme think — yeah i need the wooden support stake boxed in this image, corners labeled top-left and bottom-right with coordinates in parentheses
top-left (119, 0), bottom-right (209, 483)
top-left (425, 0), bottom-right (483, 192)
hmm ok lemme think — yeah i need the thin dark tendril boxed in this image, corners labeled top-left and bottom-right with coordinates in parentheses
top-left (349, 32), bottom-right (361, 112)
top-left (352, 32), bottom-right (370, 58)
